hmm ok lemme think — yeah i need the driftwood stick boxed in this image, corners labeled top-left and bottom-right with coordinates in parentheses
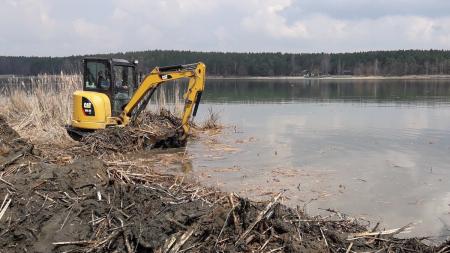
top-left (348, 223), bottom-right (412, 240)
top-left (227, 193), bottom-right (240, 233)
top-left (437, 245), bottom-right (450, 253)
top-left (0, 145), bottom-right (32, 171)
top-left (345, 242), bottom-right (354, 253)
top-left (320, 227), bottom-right (329, 248)
top-left (168, 224), bottom-right (197, 253)
top-left (0, 152), bottom-right (24, 170)
top-left (0, 198), bottom-right (11, 221)
top-left (0, 177), bottom-right (14, 188)
top-left (235, 192), bottom-right (282, 246)
top-left (259, 233), bottom-right (272, 251)
top-left (215, 204), bottom-right (239, 248)
top-left (52, 240), bottom-right (92, 246)
top-left (162, 234), bottom-right (178, 253)
top-left (268, 247), bottom-right (285, 252)
top-left (124, 232), bottom-right (133, 253)
top-left (0, 193), bottom-right (9, 209)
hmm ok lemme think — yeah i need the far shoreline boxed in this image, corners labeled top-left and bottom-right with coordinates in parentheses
top-left (208, 74), bottom-right (450, 80)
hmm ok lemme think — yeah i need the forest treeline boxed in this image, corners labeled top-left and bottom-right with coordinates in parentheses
top-left (1, 49), bottom-right (450, 76)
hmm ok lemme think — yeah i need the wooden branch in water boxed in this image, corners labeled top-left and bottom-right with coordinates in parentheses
top-left (347, 223), bottom-right (412, 240)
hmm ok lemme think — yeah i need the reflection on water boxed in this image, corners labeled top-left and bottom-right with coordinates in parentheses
top-left (200, 79), bottom-right (450, 103)
top-left (187, 79), bottom-right (450, 239)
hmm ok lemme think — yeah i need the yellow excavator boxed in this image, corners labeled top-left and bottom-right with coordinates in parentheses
top-left (67, 57), bottom-right (206, 145)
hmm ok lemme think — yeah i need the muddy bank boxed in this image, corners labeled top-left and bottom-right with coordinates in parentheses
top-left (1, 158), bottom-right (448, 252)
top-left (0, 115), bottom-right (449, 252)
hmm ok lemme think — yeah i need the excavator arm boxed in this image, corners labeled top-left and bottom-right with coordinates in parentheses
top-left (120, 62), bottom-right (206, 140)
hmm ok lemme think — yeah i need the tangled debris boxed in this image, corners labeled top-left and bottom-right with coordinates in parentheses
top-left (1, 160), bottom-right (449, 253)
top-left (0, 116), bottom-right (449, 252)
top-left (79, 110), bottom-right (186, 155)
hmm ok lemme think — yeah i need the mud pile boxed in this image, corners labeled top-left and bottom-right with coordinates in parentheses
top-left (79, 110), bottom-right (185, 155)
top-left (0, 115), bottom-right (35, 168)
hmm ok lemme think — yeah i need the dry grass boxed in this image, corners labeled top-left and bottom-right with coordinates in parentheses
top-left (151, 80), bottom-right (184, 115)
top-left (0, 74), bottom-right (81, 143)
top-left (201, 106), bottom-right (221, 130)
top-left (152, 82), bottom-right (222, 130)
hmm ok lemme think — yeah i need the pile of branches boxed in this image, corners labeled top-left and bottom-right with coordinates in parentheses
top-left (79, 110), bottom-right (185, 155)
top-left (1, 157), bottom-right (448, 253)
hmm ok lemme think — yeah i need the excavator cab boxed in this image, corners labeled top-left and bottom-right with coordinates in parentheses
top-left (83, 58), bottom-right (138, 116)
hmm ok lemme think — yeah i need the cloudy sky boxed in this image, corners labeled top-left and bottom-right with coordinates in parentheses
top-left (1, 0), bottom-right (450, 56)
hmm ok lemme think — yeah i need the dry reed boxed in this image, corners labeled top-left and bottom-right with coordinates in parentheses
top-left (152, 81), bottom-right (222, 130)
top-left (0, 74), bottom-right (81, 143)
top-left (201, 107), bottom-right (221, 130)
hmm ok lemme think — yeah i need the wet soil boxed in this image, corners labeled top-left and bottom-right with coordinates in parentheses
top-left (0, 115), bottom-right (36, 166)
top-left (0, 114), bottom-right (449, 252)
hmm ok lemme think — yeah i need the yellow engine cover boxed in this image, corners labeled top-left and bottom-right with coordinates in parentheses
top-left (71, 91), bottom-right (112, 130)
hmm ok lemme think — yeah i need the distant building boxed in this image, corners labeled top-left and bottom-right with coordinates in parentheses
top-left (301, 70), bottom-right (312, 77)
top-left (342, 70), bottom-right (353, 75)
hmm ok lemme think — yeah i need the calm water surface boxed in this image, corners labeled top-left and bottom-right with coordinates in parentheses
top-left (186, 79), bottom-right (450, 239)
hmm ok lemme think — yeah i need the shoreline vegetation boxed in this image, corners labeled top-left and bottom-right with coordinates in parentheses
top-left (208, 74), bottom-right (450, 80)
top-left (3, 74), bottom-right (450, 82)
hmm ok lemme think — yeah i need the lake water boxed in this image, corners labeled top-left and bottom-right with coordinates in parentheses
top-left (186, 79), bottom-right (450, 239)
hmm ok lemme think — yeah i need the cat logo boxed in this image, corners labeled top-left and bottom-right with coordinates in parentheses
top-left (82, 97), bottom-right (95, 116)
top-left (160, 74), bottom-right (172, 80)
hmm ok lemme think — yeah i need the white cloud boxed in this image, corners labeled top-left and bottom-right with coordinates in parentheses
top-left (242, 0), bottom-right (309, 39)
top-left (72, 19), bottom-right (121, 52)
top-left (1, 0), bottom-right (450, 56)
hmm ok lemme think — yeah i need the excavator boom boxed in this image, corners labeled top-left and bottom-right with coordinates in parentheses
top-left (120, 62), bottom-right (206, 139)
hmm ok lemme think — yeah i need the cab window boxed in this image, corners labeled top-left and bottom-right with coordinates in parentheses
top-left (85, 62), bottom-right (111, 90)
top-left (112, 65), bottom-right (135, 115)
top-left (113, 65), bottom-right (134, 95)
